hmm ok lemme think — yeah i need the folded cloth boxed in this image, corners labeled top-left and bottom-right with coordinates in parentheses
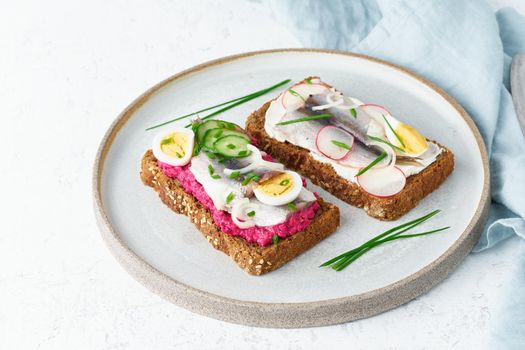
top-left (264, 0), bottom-right (525, 347)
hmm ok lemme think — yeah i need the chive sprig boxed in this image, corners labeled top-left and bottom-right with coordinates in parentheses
top-left (146, 79), bottom-right (291, 131)
top-left (320, 210), bottom-right (449, 271)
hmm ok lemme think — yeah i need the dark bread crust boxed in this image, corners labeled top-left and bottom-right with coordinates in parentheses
top-left (140, 150), bottom-right (340, 275)
top-left (246, 101), bottom-right (455, 221)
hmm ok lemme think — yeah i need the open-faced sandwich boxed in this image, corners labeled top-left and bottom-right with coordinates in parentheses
top-left (141, 119), bottom-right (339, 275)
top-left (246, 77), bottom-right (454, 220)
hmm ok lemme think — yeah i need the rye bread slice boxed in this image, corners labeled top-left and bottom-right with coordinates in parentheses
top-left (246, 101), bottom-right (455, 221)
top-left (140, 150), bottom-right (340, 275)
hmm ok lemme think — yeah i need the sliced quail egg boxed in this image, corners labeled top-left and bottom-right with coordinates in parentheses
top-left (253, 171), bottom-right (303, 206)
top-left (383, 114), bottom-right (428, 157)
top-left (152, 128), bottom-right (194, 166)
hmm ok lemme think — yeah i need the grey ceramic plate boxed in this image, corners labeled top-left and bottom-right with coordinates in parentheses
top-left (93, 49), bottom-right (490, 328)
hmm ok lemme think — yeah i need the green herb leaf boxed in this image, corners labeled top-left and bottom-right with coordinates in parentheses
top-left (279, 179), bottom-right (290, 186)
top-left (320, 210), bottom-right (446, 271)
top-left (288, 88), bottom-right (305, 102)
top-left (160, 137), bottom-right (172, 145)
top-left (247, 210), bottom-right (256, 217)
top-left (241, 172), bottom-right (258, 186)
top-left (208, 164), bottom-right (214, 176)
top-left (383, 114), bottom-right (405, 148)
top-left (226, 192), bottom-right (235, 204)
top-left (354, 152), bottom-right (387, 177)
top-left (287, 203), bottom-right (297, 211)
top-left (367, 135), bottom-right (405, 153)
top-left (193, 143), bottom-right (200, 156)
top-left (276, 114), bottom-right (332, 126)
top-left (350, 108), bottom-right (357, 119)
top-left (272, 235), bottom-right (280, 244)
top-left (146, 79), bottom-right (291, 131)
top-left (229, 171), bottom-right (241, 179)
top-left (331, 140), bottom-right (352, 150)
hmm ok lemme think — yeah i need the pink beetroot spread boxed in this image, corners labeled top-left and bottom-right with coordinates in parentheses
top-left (158, 160), bottom-right (320, 246)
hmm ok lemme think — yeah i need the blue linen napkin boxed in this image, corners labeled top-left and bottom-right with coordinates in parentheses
top-left (264, 0), bottom-right (525, 346)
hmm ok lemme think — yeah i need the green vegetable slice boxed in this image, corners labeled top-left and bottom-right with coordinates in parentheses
top-left (213, 135), bottom-right (251, 158)
top-left (202, 128), bottom-right (250, 150)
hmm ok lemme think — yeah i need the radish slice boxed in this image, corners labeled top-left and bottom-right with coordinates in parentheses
top-left (357, 166), bottom-right (406, 198)
top-left (315, 125), bottom-right (354, 160)
top-left (338, 141), bottom-right (395, 169)
top-left (281, 83), bottom-right (330, 110)
top-left (359, 104), bottom-right (391, 125)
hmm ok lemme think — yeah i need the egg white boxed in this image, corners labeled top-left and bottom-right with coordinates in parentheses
top-left (152, 128), bottom-right (194, 166)
top-left (253, 171), bottom-right (303, 206)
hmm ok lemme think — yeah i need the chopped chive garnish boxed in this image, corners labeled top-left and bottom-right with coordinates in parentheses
top-left (160, 138), bottom-right (172, 145)
top-left (211, 174), bottom-right (221, 180)
top-left (304, 78), bottom-right (313, 84)
top-left (367, 135), bottom-right (405, 153)
top-left (251, 175), bottom-right (261, 182)
top-left (331, 140), bottom-right (352, 150)
top-left (279, 179), bottom-right (290, 186)
top-left (229, 171), bottom-right (241, 179)
top-left (272, 235), bottom-right (279, 244)
top-left (237, 150), bottom-right (248, 156)
top-left (288, 88), bottom-right (305, 102)
top-left (383, 114), bottom-right (405, 148)
top-left (226, 192), bottom-right (235, 204)
top-left (354, 151), bottom-right (387, 177)
top-left (227, 144), bottom-right (236, 149)
top-left (320, 210), bottom-right (448, 271)
top-left (193, 144), bottom-right (200, 156)
top-left (241, 172), bottom-right (258, 186)
top-left (276, 114), bottom-right (332, 126)
top-left (350, 108), bottom-right (357, 118)
top-left (176, 152), bottom-right (182, 158)
top-left (146, 79), bottom-right (291, 131)
top-left (247, 210), bottom-right (256, 217)
top-left (208, 164), bottom-right (214, 176)
top-left (287, 203), bottom-right (296, 211)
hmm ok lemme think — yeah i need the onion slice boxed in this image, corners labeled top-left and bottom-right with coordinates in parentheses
top-left (281, 83), bottom-right (330, 111)
top-left (231, 198), bottom-right (258, 228)
top-left (223, 145), bottom-right (284, 175)
top-left (357, 166), bottom-right (406, 198)
top-left (315, 125), bottom-right (354, 160)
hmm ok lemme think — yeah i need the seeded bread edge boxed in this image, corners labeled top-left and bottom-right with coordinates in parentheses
top-left (140, 150), bottom-right (340, 275)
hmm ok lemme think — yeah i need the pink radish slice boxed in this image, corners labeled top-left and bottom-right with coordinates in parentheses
top-left (359, 104), bottom-right (391, 123)
top-left (357, 166), bottom-right (406, 198)
top-left (281, 83), bottom-right (330, 110)
top-left (315, 125), bottom-right (354, 160)
top-left (338, 142), bottom-right (390, 168)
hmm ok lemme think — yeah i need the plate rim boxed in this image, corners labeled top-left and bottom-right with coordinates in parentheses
top-left (92, 48), bottom-right (490, 328)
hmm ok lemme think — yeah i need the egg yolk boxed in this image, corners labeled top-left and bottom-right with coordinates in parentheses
top-left (257, 173), bottom-right (294, 197)
top-left (395, 123), bottom-right (428, 155)
top-left (160, 132), bottom-right (188, 159)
